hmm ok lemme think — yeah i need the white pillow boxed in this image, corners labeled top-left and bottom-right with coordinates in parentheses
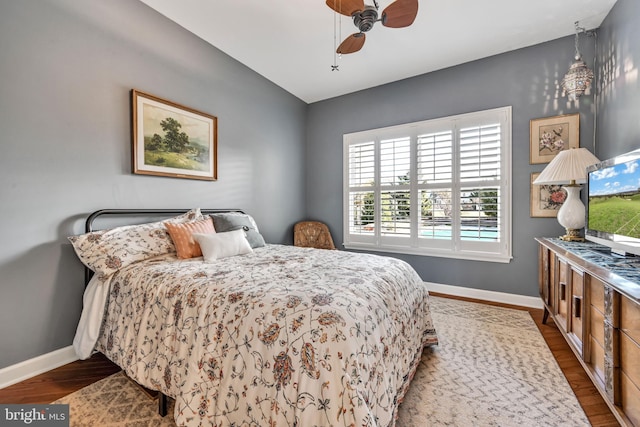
top-left (193, 229), bottom-right (253, 261)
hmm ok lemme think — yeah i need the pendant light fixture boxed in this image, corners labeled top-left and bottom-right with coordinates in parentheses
top-left (560, 21), bottom-right (594, 101)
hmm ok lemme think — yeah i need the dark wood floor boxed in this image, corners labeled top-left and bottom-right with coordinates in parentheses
top-left (0, 294), bottom-right (621, 426)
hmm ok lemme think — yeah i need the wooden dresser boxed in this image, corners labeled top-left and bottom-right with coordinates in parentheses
top-left (537, 237), bottom-right (640, 427)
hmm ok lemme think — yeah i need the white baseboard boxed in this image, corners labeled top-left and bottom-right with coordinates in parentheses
top-left (0, 346), bottom-right (78, 389)
top-left (425, 282), bottom-right (543, 309)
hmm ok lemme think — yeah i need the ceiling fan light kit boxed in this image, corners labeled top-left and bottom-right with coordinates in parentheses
top-left (327, 0), bottom-right (419, 55)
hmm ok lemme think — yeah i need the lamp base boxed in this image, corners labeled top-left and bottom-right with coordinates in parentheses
top-left (560, 228), bottom-right (584, 242)
top-left (556, 185), bottom-right (585, 242)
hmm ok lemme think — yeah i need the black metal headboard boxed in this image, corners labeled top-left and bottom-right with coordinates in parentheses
top-left (83, 208), bottom-right (244, 285)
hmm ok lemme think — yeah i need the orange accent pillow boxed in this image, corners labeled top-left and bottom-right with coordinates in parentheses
top-left (165, 217), bottom-right (215, 259)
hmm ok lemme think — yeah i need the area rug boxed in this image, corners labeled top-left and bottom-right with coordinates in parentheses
top-left (397, 297), bottom-right (590, 426)
top-left (54, 296), bottom-right (590, 426)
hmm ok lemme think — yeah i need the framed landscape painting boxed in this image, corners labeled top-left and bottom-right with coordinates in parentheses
top-left (132, 90), bottom-right (217, 180)
top-left (530, 113), bottom-right (579, 164)
top-left (530, 172), bottom-right (566, 217)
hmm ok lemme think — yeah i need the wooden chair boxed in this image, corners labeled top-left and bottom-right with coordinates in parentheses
top-left (294, 221), bottom-right (336, 250)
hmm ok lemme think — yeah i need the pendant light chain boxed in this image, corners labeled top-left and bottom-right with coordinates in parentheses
top-left (574, 23), bottom-right (579, 58)
top-left (332, 0), bottom-right (341, 71)
top-left (574, 21), bottom-right (584, 59)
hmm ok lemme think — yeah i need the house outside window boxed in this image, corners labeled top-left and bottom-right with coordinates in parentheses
top-left (343, 106), bottom-right (512, 263)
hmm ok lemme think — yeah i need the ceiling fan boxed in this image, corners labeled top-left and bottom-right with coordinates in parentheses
top-left (326, 0), bottom-right (419, 54)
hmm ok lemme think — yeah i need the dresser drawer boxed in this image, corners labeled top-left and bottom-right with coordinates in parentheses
top-left (621, 295), bottom-right (640, 345)
top-left (621, 370), bottom-right (640, 427)
top-left (620, 331), bottom-right (640, 392)
top-left (556, 260), bottom-right (569, 332)
top-left (569, 268), bottom-right (585, 351)
top-left (590, 336), bottom-right (606, 386)
top-left (590, 276), bottom-right (605, 313)
top-left (590, 305), bottom-right (605, 347)
top-left (539, 245), bottom-right (550, 305)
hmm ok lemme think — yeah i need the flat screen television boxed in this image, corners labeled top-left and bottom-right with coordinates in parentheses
top-left (586, 148), bottom-right (640, 256)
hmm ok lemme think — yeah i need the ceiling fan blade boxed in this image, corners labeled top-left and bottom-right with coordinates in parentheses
top-left (382, 0), bottom-right (418, 28)
top-left (325, 0), bottom-right (365, 17)
top-left (337, 33), bottom-right (366, 54)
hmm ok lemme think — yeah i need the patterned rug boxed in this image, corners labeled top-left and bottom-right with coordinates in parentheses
top-left (54, 297), bottom-right (590, 426)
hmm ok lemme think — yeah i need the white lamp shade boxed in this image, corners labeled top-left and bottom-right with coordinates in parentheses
top-left (533, 147), bottom-right (600, 185)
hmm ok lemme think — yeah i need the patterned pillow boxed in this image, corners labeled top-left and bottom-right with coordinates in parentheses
top-left (165, 217), bottom-right (215, 259)
top-left (68, 209), bottom-right (203, 278)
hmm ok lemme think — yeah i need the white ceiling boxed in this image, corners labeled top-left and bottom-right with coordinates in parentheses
top-left (139, 0), bottom-right (617, 104)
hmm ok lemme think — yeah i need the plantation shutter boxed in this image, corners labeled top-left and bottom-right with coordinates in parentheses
top-left (380, 137), bottom-right (411, 238)
top-left (417, 131), bottom-right (453, 243)
top-left (347, 142), bottom-right (376, 239)
top-left (458, 123), bottom-right (501, 243)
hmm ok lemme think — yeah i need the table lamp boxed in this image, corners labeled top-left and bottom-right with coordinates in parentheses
top-left (533, 147), bottom-right (600, 241)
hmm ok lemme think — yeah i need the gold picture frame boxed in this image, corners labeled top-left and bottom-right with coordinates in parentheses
top-left (530, 172), bottom-right (566, 217)
top-left (530, 113), bottom-right (579, 164)
top-left (132, 89), bottom-right (217, 180)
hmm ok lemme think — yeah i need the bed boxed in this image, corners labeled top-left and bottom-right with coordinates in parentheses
top-left (70, 208), bottom-right (438, 427)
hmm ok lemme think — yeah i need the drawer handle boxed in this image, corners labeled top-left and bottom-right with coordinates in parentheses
top-left (573, 295), bottom-right (582, 319)
top-left (559, 282), bottom-right (566, 300)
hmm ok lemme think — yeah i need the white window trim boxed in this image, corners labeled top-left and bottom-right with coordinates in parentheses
top-left (342, 106), bottom-right (512, 263)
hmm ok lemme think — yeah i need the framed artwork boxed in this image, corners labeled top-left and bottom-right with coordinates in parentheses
top-left (530, 113), bottom-right (579, 164)
top-left (530, 172), bottom-right (566, 217)
top-left (132, 89), bottom-right (217, 180)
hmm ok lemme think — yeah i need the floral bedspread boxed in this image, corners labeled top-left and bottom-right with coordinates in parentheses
top-left (96, 244), bottom-right (438, 426)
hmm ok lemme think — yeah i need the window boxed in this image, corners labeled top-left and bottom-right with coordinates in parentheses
top-left (343, 107), bottom-right (512, 263)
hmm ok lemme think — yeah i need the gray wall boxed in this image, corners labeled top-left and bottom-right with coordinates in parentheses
top-left (306, 35), bottom-right (597, 298)
top-left (596, 0), bottom-right (640, 160)
top-left (0, 0), bottom-right (307, 369)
